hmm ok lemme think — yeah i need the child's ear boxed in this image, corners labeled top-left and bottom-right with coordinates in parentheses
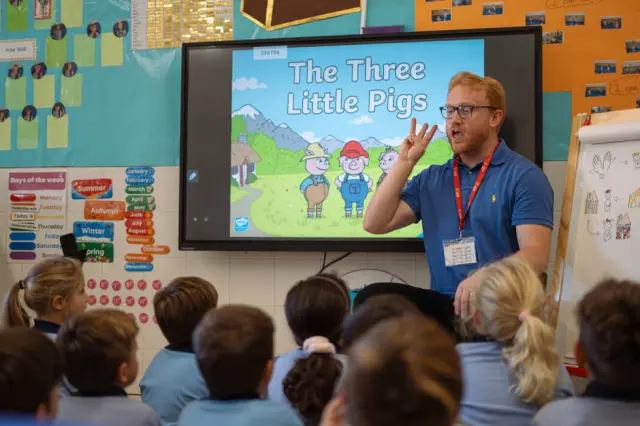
top-left (51, 295), bottom-right (65, 311)
top-left (117, 361), bottom-right (130, 386)
top-left (574, 341), bottom-right (588, 371)
top-left (35, 387), bottom-right (59, 419)
top-left (257, 359), bottom-right (274, 395)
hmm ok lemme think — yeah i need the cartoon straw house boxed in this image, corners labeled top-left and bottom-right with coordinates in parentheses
top-left (629, 189), bottom-right (640, 208)
top-left (231, 137), bottom-right (261, 188)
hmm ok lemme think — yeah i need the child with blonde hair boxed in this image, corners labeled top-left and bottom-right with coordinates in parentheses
top-left (457, 256), bottom-right (573, 426)
top-left (4, 256), bottom-right (87, 338)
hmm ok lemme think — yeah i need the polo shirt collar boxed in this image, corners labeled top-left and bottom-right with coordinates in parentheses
top-left (73, 387), bottom-right (128, 398)
top-left (33, 319), bottom-right (60, 335)
top-left (448, 139), bottom-right (508, 170)
top-left (583, 380), bottom-right (640, 402)
top-left (165, 342), bottom-right (194, 353)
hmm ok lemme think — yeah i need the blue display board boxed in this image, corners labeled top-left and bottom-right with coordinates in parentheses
top-left (0, 0), bottom-right (181, 167)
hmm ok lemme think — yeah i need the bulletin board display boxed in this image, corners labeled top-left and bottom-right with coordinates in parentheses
top-left (416, 0), bottom-right (639, 116)
top-left (0, 0), bottom-right (181, 168)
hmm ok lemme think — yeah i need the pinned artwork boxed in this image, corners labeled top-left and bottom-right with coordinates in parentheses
top-left (603, 218), bottom-right (613, 242)
top-left (633, 152), bottom-right (640, 169)
top-left (590, 151), bottom-right (615, 178)
top-left (604, 190), bottom-right (612, 212)
top-left (628, 189), bottom-right (640, 208)
top-left (584, 191), bottom-right (598, 214)
top-left (616, 213), bottom-right (631, 240)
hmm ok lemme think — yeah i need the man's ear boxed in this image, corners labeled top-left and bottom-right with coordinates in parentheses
top-left (491, 110), bottom-right (504, 129)
top-left (51, 295), bottom-right (65, 311)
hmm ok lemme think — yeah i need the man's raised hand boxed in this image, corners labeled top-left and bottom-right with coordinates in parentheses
top-left (399, 118), bottom-right (438, 167)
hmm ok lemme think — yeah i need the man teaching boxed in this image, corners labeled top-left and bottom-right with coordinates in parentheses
top-left (364, 72), bottom-right (553, 316)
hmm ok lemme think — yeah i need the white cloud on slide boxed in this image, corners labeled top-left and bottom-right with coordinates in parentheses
top-left (381, 137), bottom-right (404, 147)
top-left (301, 131), bottom-right (320, 143)
top-left (349, 115), bottom-right (374, 126)
top-left (232, 77), bottom-right (268, 91)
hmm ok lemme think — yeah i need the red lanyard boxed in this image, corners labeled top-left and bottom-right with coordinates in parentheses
top-left (453, 143), bottom-right (499, 238)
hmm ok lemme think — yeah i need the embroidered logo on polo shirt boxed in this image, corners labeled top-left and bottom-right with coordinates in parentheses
top-left (492, 194), bottom-right (497, 203)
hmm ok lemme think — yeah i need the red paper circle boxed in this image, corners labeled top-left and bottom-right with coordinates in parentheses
top-left (152, 315), bottom-right (158, 324)
top-left (152, 280), bottom-right (162, 290)
top-left (87, 279), bottom-right (97, 289)
top-left (139, 313), bottom-right (149, 324)
top-left (88, 295), bottom-right (96, 305)
top-left (99, 295), bottom-right (109, 305)
top-left (112, 280), bottom-right (121, 291)
top-left (99, 280), bottom-right (109, 290)
top-left (126, 296), bottom-right (135, 307)
top-left (125, 279), bottom-right (134, 290)
top-left (137, 280), bottom-right (147, 290)
top-left (112, 295), bottom-right (122, 306)
top-left (126, 313), bottom-right (135, 320)
top-left (138, 296), bottom-right (148, 307)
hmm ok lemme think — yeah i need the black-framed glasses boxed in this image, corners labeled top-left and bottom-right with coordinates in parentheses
top-left (439, 105), bottom-right (496, 119)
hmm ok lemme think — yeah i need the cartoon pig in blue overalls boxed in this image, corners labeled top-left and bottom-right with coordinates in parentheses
top-left (335, 140), bottom-right (372, 218)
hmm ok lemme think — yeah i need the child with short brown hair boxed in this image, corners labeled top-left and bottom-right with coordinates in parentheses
top-left (140, 277), bottom-right (218, 426)
top-left (56, 309), bottom-right (160, 426)
top-left (0, 328), bottom-right (63, 418)
top-left (534, 279), bottom-right (640, 426)
top-left (178, 305), bottom-right (301, 426)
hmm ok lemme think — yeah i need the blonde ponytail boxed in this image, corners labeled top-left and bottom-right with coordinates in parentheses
top-left (475, 256), bottom-right (560, 406)
top-left (3, 280), bottom-right (30, 327)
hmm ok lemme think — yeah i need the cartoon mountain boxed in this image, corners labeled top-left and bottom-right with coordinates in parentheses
top-left (318, 135), bottom-right (344, 153)
top-left (232, 105), bottom-right (309, 152)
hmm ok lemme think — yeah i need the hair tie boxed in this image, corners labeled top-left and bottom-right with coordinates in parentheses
top-left (18, 280), bottom-right (26, 290)
top-left (518, 311), bottom-right (530, 322)
top-left (303, 336), bottom-right (336, 355)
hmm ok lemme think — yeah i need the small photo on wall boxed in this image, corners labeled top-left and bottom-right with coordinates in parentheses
top-left (453, 0), bottom-right (472, 6)
top-left (87, 21), bottom-right (101, 38)
top-left (627, 40), bottom-right (640, 53)
top-left (50, 23), bottom-right (67, 40)
top-left (113, 20), bottom-right (129, 37)
top-left (566, 13), bottom-right (585, 26)
top-left (52, 102), bottom-right (66, 119)
top-left (62, 62), bottom-right (78, 78)
top-left (9, 0), bottom-right (23, 6)
top-left (636, 98), bottom-right (640, 108)
top-left (483, 3), bottom-right (503, 16)
top-left (585, 84), bottom-right (607, 98)
top-left (591, 106), bottom-right (612, 114)
top-left (525, 12), bottom-right (545, 26)
top-left (34, 0), bottom-right (52, 20)
top-left (31, 62), bottom-right (47, 79)
top-left (0, 109), bottom-right (9, 123)
top-left (8, 63), bottom-right (23, 80)
top-left (22, 105), bottom-right (37, 122)
top-left (601, 16), bottom-right (621, 30)
top-left (543, 31), bottom-right (563, 45)
top-left (595, 61), bottom-right (616, 74)
top-left (432, 9), bottom-right (451, 22)
top-left (622, 61), bottom-right (640, 75)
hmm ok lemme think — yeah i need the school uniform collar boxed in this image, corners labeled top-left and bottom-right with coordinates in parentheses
top-left (447, 139), bottom-right (508, 170)
top-left (73, 387), bottom-right (128, 398)
top-left (32, 319), bottom-right (60, 335)
top-left (211, 392), bottom-right (260, 401)
top-left (583, 381), bottom-right (640, 402)
top-left (165, 342), bottom-right (194, 353)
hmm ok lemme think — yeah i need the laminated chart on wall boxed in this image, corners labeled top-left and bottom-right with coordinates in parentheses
top-left (7, 171), bottom-right (67, 262)
top-left (123, 167), bottom-right (170, 272)
top-left (0, 0), bottom-right (181, 167)
top-left (414, 0), bottom-right (640, 116)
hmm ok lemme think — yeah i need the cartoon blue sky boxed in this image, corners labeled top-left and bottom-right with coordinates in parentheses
top-left (231, 39), bottom-right (484, 145)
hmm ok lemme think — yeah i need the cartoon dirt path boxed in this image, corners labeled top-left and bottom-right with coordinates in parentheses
top-left (229, 186), bottom-right (268, 237)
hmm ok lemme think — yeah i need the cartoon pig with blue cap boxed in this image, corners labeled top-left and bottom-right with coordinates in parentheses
top-left (335, 140), bottom-right (372, 218)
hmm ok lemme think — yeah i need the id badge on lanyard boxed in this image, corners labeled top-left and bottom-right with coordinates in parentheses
top-left (443, 144), bottom-right (498, 267)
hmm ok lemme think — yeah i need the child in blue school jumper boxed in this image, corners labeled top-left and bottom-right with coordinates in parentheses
top-left (4, 256), bottom-right (88, 339)
top-left (456, 256), bottom-right (574, 426)
top-left (0, 328), bottom-right (63, 419)
top-left (533, 279), bottom-right (640, 426)
top-left (267, 273), bottom-right (351, 413)
top-left (56, 309), bottom-right (161, 426)
top-left (178, 305), bottom-right (302, 426)
top-left (3, 256), bottom-right (88, 397)
top-left (140, 277), bottom-right (218, 426)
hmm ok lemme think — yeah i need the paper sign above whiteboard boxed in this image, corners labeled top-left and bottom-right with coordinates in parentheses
top-left (0, 39), bottom-right (36, 62)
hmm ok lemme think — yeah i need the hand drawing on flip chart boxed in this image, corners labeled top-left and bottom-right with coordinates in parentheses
top-left (616, 213), bottom-right (631, 240)
top-left (603, 218), bottom-right (613, 242)
top-left (585, 191), bottom-right (599, 214)
top-left (604, 190), bottom-right (612, 212)
top-left (633, 152), bottom-right (640, 169)
top-left (591, 151), bottom-right (615, 179)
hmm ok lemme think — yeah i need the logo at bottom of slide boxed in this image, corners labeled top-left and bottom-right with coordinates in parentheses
top-left (235, 216), bottom-right (249, 232)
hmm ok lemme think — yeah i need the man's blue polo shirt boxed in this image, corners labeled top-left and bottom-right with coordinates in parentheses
top-left (400, 141), bottom-right (553, 295)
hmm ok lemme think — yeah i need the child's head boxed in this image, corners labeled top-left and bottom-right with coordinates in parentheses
top-left (472, 256), bottom-right (559, 405)
top-left (4, 256), bottom-right (87, 327)
top-left (57, 309), bottom-right (139, 393)
top-left (576, 278), bottom-right (640, 392)
top-left (343, 294), bottom-right (420, 350)
top-left (154, 276), bottom-right (218, 347)
top-left (0, 328), bottom-right (63, 417)
top-left (194, 305), bottom-right (274, 399)
top-left (346, 315), bottom-right (461, 426)
top-left (285, 273), bottom-right (350, 346)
